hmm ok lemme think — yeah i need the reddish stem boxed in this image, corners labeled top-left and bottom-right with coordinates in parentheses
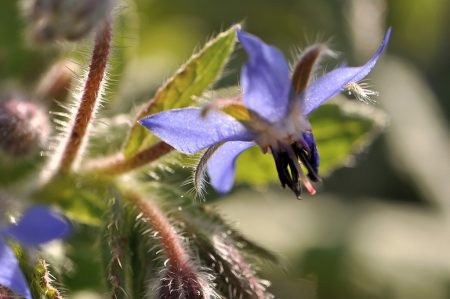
top-left (126, 191), bottom-right (188, 267)
top-left (85, 141), bottom-right (174, 175)
top-left (57, 20), bottom-right (112, 173)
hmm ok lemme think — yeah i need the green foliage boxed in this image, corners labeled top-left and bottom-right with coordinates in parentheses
top-left (170, 202), bottom-right (275, 299)
top-left (185, 205), bottom-right (278, 263)
top-left (30, 260), bottom-right (64, 299)
top-left (0, 2), bottom-right (57, 82)
top-left (123, 24), bottom-right (239, 157)
top-left (62, 224), bottom-right (106, 293)
top-left (235, 99), bottom-right (387, 186)
top-left (101, 193), bottom-right (132, 299)
top-left (33, 174), bottom-right (110, 225)
top-left (100, 190), bottom-right (162, 298)
top-left (309, 98), bottom-right (385, 174)
top-left (11, 243), bottom-right (63, 299)
top-left (0, 153), bottom-right (41, 186)
top-left (0, 2), bottom-right (396, 298)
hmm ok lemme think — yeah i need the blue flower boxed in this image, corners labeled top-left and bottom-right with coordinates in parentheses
top-left (139, 29), bottom-right (391, 198)
top-left (0, 205), bottom-right (71, 299)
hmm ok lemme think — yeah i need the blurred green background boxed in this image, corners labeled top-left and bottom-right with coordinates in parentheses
top-left (1, 0), bottom-right (449, 298)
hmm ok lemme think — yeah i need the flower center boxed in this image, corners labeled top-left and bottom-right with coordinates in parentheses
top-left (271, 142), bottom-right (318, 198)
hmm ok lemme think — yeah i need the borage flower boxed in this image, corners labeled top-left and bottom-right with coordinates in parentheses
top-left (140, 29), bottom-right (391, 198)
top-left (0, 205), bottom-right (71, 299)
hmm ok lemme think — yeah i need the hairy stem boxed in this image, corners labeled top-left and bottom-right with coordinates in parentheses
top-left (56, 20), bottom-right (112, 173)
top-left (125, 191), bottom-right (188, 268)
top-left (213, 235), bottom-right (270, 298)
top-left (34, 259), bottom-right (64, 299)
top-left (85, 141), bottom-right (173, 176)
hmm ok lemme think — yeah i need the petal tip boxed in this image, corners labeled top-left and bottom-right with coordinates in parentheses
top-left (236, 30), bottom-right (261, 47)
top-left (377, 27), bottom-right (392, 55)
top-left (233, 23), bottom-right (242, 32)
top-left (236, 29), bottom-right (247, 42)
top-left (137, 117), bottom-right (148, 127)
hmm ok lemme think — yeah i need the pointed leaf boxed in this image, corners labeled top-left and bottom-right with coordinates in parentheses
top-left (33, 174), bottom-right (110, 225)
top-left (194, 205), bottom-right (278, 263)
top-left (170, 206), bottom-right (274, 299)
top-left (123, 24), bottom-right (239, 157)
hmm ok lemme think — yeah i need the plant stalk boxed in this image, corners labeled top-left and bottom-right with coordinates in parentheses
top-left (56, 20), bottom-right (112, 173)
top-left (125, 191), bottom-right (188, 267)
top-left (85, 141), bottom-right (173, 176)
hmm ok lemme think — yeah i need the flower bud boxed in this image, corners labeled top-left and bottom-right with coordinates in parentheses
top-left (0, 96), bottom-right (50, 156)
top-left (157, 264), bottom-right (206, 299)
top-left (0, 286), bottom-right (14, 298)
top-left (21, 0), bottom-right (116, 44)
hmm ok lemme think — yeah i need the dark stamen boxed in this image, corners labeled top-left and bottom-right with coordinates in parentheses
top-left (296, 149), bottom-right (320, 182)
top-left (271, 148), bottom-right (302, 198)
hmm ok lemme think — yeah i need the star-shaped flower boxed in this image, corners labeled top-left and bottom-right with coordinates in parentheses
top-left (0, 205), bottom-right (71, 299)
top-left (139, 29), bottom-right (391, 198)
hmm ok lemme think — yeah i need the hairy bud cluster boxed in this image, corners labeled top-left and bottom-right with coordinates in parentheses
top-left (0, 97), bottom-right (50, 156)
top-left (156, 265), bottom-right (206, 299)
top-left (21, 0), bottom-right (116, 44)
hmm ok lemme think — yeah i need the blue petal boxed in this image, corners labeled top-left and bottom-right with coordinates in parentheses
top-left (207, 141), bottom-right (255, 194)
top-left (238, 30), bottom-right (292, 122)
top-left (301, 28), bottom-right (391, 115)
top-left (4, 206), bottom-right (71, 247)
top-left (139, 108), bottom-right (253, 154)
top-left (0, 238), bottom-right (32, 299)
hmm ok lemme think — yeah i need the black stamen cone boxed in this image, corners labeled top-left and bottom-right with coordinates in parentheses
top-left (293, 144), bottom-right (320, 182)
top-left (271, 148), bottom-right (302, 198)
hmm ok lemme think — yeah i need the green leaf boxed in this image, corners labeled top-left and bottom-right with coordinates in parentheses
top-left (62, 224), bottom-right (106, 293)
top-left (100, 189), bottom-right (167, 298)
top-left (124, 202), bottom-right (163, 298)
top-left (33, 174), bottom-right (111, 225)
top-left (100, 191), bottom-right (134, 299)
top-left (309, 98), bottom-right (387, 174)
top-left (235, 146), bottom-right (278, 187)
top-left (123, 24), bottom-right (239, 157)
top-left (235, 98), bottom-right (387, 186)
top-left (0, 153), bottom-right (41, 187)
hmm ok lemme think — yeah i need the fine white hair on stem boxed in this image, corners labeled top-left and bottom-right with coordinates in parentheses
top-left (39, 21), bottom-right (112, 183)
top-left (183, 143), bottom-right (223, 201)
top-left (151, 265), bottom-right (220, 299)
top-left (212, 233), bottom-right (274, 299)
top-left (40, 60), bottom-right (110, 181)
